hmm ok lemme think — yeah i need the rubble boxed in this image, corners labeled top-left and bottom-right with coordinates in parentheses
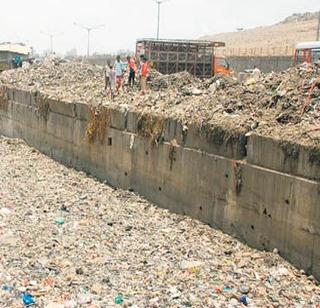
top-left (0, 136), bottom-right (320, 307)
top-left (0, 59), bottom-right (319, 146)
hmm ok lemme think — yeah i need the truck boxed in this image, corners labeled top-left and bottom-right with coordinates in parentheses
top-left (136, 38), bottom-right (231, 78)
top-left (294, 41), bottom-right (320, 65)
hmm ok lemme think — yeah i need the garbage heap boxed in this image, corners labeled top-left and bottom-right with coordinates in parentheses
top-left (0, 58), bottom-right (319, 147)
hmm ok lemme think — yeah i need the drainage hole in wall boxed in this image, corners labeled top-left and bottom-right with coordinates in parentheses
top-left (268, 214), bottom-right (272, 219)
top-left (285, 199), bottom-right (290, 205)
top-left (199, 206), bottom-right (203, 211)
top-left (145, 151), bottom-right (149, 155)
top-left (158, 187), bottom-right (162, 191)
top-left (225, 174), bottom-right (229, 179)
top-left (124, 172), bottom-right (128, 177)
top-left (251, 225), bottom-right (255, 230)
top-left (263, 208), bottom-right (267, 215)
top-left (108, 137), bottom-right (112, 146)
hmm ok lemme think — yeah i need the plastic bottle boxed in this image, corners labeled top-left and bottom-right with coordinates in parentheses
top-left (22, 293), bottom-right (35, 306)
top-left (115, 294), bottom-right (124, 305)
top-left (239, 295), bottom-right (250, 306)
top-left (55, 217), bottom-right (65, 225)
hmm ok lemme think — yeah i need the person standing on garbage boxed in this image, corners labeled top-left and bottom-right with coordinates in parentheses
top-left (140, 55), bottom-right (149, 95)
top-left (127, 56), bottom-right (137, 88)
top-left (114, 55), bottom-right (125, 93)
top-left (108, 64), bottom-right (116, 100)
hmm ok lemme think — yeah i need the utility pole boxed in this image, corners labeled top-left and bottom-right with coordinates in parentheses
top-left (154, 0), bottom-right (170, 40)
top-left (317, 10), bottom-right (320, 41)
top-left (73, 23), bottom-right (104, 58)
top-left (41, 32), bottom-right (61, 54)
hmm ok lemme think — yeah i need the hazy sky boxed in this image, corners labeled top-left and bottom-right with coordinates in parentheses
top-left (1, 0), bottom-right (319, 55)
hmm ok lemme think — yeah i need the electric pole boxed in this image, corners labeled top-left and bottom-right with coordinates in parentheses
top-left (41, 31), bottom-right (61, 54)
top-left (317, 10), bottom-right (320, 41)
top-left (73, 23), bottom-right (104, 58)
top-left (154, 0), bottom-right (170, 40)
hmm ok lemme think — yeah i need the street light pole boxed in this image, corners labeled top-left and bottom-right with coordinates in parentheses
top-left (87, 29), bottom-right (91, 59)
top-left (154, 0), bottom-right (170, 40)
top-left (157, 1), bottom-right (161, 39)
top-left (74, 23), bottom-right (104, 58)
top-left (41, 32), bottom-right (62, 54)
top-left (50, 35), bottom-right (53, 53)
top-left (317, 10), bottom-right (320, 41)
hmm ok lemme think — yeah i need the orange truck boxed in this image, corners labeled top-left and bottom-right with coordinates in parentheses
top-left (294, 41), bottom-right (320, 65)
top-left (136, 39), bottom-right (231, 78)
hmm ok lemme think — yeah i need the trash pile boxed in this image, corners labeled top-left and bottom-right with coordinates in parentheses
top-left (0, 56), bottom-right (106, 105)
top-left (1, 136), bottom-right (320, 307)
top-left (150, 71), bottom-right (201, 91)
top-left (0, 58), bottom-right (319, 146)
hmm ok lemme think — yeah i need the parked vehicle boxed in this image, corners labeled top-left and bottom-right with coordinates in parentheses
top-left (294, 41), bottom-right (320, 65)
top-left (136, 39), bottom-right (231, 78)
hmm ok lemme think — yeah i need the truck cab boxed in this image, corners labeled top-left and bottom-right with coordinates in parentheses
top-left (214, 56), bottom-right (231, 76)
top-left (294, 41), bottom-right (320, 65)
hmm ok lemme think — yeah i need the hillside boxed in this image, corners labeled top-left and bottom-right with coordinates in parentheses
top-left (202, 12), bottom-right (319, 56)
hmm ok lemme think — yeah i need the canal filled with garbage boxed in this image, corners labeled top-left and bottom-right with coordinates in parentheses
top-left (0, 136), bottom-right (319, 307)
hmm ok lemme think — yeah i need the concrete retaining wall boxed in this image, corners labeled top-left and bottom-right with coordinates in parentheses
top-left (0, 85), bottom-right (319, 279)
top-left (86, 56), bottom-right (293, 74)
top-left (228, 56), bottom-right (293, 73)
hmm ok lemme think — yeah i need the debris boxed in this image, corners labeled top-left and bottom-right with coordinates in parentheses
top-left (270, 266), bottom-right (290, 279)
top-left (54, 217), bottom-right (65, 225)
top-left (45, 303), bottom-right (64, 308)
top-left (0, 231), bottom-right (17, 246)
top-left (22, 293), bottom-right (35, 306)
top-left (223, 286), bottom-right (233, 293)
top-left (244, 77), bottom-right (257, 86)
top-left (0, 136), bottom-right (319, 307)
top-left (0, 207), bottom-right (12, 216)
top-left (115, 294), bottom-right (124, 305)
top-left (229, 298), bottom-right (239, 306)
top-left (239, 284), bottom-right (250, 294)
top-left (239, 295), bottom-right (250, 306)
top-left (2, 284), bottom-right (13, 292)
top-left (180, 260), bottom-right (204, 270)
top-left (0, 60), bottom-right (319, 147)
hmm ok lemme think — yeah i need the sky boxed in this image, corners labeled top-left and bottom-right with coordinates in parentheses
top-left (1, 0), bottom-right (319, 56)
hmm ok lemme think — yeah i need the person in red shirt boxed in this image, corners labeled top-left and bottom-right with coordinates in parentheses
top-left (140, 55), bottom-right (149, 95)
top-left (127, 56), bottom-right (137, 88)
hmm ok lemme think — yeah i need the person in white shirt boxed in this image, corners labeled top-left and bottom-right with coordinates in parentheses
top-left (114, 55), bottom-right (125, 93)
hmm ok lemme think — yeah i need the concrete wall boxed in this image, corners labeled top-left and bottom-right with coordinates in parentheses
top-left (228, 56), bottom-right (293, 73)
top-left (0, 85), bottom-right (319, 279)
top-left (87, 55), bottom-right (293, 74)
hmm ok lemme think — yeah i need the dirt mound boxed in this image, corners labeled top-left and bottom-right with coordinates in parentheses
top-left (202, 11), bottom-right (319, 55)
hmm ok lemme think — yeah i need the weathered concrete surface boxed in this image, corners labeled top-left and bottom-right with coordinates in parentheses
top-left (247, 134), bottom-right (320, 181)
top-left (87, 55), bottom-right (293, 74)
top-left (0, 86), bottom-right (319, 279)
top-left (228, 55), bottom-right (293, 73)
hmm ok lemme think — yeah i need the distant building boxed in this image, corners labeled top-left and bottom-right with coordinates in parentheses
top-left (0, 43), bottom-right (32, 71)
